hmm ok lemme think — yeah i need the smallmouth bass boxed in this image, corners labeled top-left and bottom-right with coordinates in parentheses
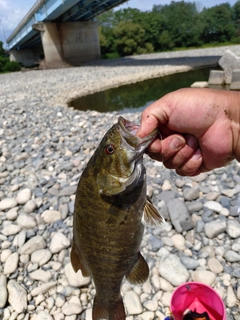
top-left (71, 116), bottom-right (164, 320)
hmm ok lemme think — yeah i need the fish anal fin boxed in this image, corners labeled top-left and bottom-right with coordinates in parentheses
top-left (142, 196), bottom-right (165, 228)
top-left (93, 296), bottom-right (125, 320)
top-left (126, 252), bottom-right (149, 284)
top-left (70, 242), bottom-right (90, 277)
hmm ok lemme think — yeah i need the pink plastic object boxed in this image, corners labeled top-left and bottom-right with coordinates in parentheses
top-left (170, 282), bottom-right (226, 320)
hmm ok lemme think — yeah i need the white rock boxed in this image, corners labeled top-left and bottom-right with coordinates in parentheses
top-left (62, 303), bottom-right (82, 315)
top-left (226, 220), bottom-right (240, 238)
top-left (17, 213), bottom-right (37, 229)
top-left (1, 224), bottom-right (21, 236)
top-left (0, 275), bottom-right (7, 308)
top-left (0, 198), bottom-right (18, 210)
top-left (17, 188), bottom-right (32, 205)
top-left (41, 210), bottom-right (61, 224)
top-left (4, 252), bottom-right (19, 274)
top-left (64, 263), bottom-right (91, 287)
top-left (49, 232), bottom-right (70, 253)
top-left (35, 311), bottom-right (53, 320)
top-left (7, 280), bottom-right (27, 313)
top-left (191, 270), bottom-right (216, 286)
top-left (29, 269), bottom-right (52, 282)
top-left (159, 277), bottom-right (174, 292)
top-left (171, 234), bottom-right (185, 250)
top-left (13, 230), bottom-right (26, 248)
top-left (161, 291), bottom-right (172, 307)
top-left (139, 311), bottom-right (155, 320)
top-left (31, 249), bottom-right (52, 266)
top-left (31, 282), bottom-right (57, 297)
top-left (226, 286), bottom-right (237, 308)
top-left (1, 249), bottom-right (12, 263)
top-left (143, 299), bottom-right (158, 311)
top-left (24, 199), bottom-right (37, 213)
top-left (19, 235), bottom-right (46, 255)
top-left (124, 290), bottom-right (143, 315)
top-left (6, 207), bottom-right (18, 220)
top-left (203, 201), bottom-right (222, 213)
top-left (159, 254), bottom-right (189, 286)
top-left (204, 219), bottom-right (227, 238)
top-left (207, 257), bottom-right (223, 274)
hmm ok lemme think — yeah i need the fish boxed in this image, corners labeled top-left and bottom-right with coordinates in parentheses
top-left (70, 116), bottom-right (164, 320)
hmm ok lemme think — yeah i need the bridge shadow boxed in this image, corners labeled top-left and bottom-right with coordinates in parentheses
top-left (82, 55), bottom-right (221, 68)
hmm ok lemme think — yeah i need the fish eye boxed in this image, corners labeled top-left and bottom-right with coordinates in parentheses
top-left (105, 144), bottom-right (115, 155)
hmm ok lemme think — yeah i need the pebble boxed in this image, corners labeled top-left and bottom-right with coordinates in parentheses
top-left (0, 198), bottom-right (18, 210)
top-left (4, 252), bottom-right (19, 274)
top-left (124, 290), bottom-right (143, 315)
top-left (1, 46), bottom-right (240, 317)
top-left (7, 280), bottom-right (27, 313)
top-left (17, 188), bottom-right (32, 205)
top-left (0, 275), bottom-right (8, 308)
top-left (191, 270), bottom-right (216, 286)
top-left (64, 263), bottom-right (91, 287)
top-left (19, 235), bottom-right (46, 255)
top-left (159, 254), bottom-right (189, 286)
top-left (41, 210), bottom-right (62, 224)
top-left (49, 232), bottom-right (70, 253)
top-left (204, 219), bottom-right (227, 238)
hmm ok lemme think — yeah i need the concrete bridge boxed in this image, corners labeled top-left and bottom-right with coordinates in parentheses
top-left (8, 0), bottom-right (127, 67)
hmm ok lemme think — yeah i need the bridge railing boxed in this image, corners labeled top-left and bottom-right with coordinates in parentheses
top-left (7, 0), bottom-right (46, 43)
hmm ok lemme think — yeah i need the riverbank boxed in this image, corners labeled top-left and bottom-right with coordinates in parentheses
top-left (1, 46), bottom-right (240, 320)
top-left (1, 45), bottom-right (240, 108)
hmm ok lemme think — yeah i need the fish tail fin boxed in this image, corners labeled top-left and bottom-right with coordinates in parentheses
top-left (93, 295), bottom-right (125, 320)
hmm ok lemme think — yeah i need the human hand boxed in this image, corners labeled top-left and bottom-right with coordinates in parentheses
top-left (137, 88), bottom-right (240, 176)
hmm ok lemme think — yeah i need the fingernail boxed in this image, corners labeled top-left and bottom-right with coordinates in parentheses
top-left (186, 135), bottom-right (198, 148)
top-left (192, 148), bottom-right (202, 160)
top-left (170, 137), bottom-right (185, 150)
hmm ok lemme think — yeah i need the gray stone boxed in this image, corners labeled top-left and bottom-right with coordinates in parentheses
top-left (208, 257), bottom-right (223, 274)
top-left (180, 256), bottom-right (199, 270)
top-left (224, 250), bottom-right (240, 262)
top-left (24, 199), bottom-right (37, 213)
top-left (187, 201), bottom-right (203, 212)
top-left (4, 252), bottom-right (19, 275)
top-left (159, 254), bottom-right (189, 286)
top-left (230, 69), bottom-right (240, 90)
top-left (183, 187), bottom-right (199, 201)
top-left (59, 185), bottom-right (77, 196)
top-left (227, 220), bottom-right (240, 239)
top-left (203, 201), bottom-right (222, 213)
top-left (148, 235), bottom-right (164, 252)
top-left (191, 270), bottom-right (216, 286)
top-left (204, 219), bottom-right (227, 238)
top-left (168, 198), bottom-right (193, 233)
top-left (208, 70), bottom-right (225, 85)
top-left (219, 49), bottom-right (240, 84)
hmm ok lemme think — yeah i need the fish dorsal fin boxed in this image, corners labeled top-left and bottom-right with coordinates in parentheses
top-left (142, 196), bottom-right (165, 228)
top-left (70, 242), bottom-right (91, 277)
top-left (125, 252), bottom-right (149, 284)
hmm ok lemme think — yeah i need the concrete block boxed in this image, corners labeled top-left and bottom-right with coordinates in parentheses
top-left (219, 50), bottom-right (240, 84)
top-left (230, 69), bottom-right (240, 90)
top-left (208, 70), bottom-right (225, 85)
top-left (191, 81), bottom-right (208, 88)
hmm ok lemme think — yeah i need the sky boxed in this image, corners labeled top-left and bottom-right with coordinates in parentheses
top-left (0, 0), bottom-right (238, 46)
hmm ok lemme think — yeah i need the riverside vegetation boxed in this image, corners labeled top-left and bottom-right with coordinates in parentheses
top-left (97, 1), bottom-right (240, 58)
top-left (0, 41), bottom-right (21, 73)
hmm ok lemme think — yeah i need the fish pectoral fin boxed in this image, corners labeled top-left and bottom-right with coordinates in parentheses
top-left (70, 242), bottom-right (91, 277)
top-left (126, 252), bottom-right (149, 284)
top-left (142, 196), bottom-right (165, 228)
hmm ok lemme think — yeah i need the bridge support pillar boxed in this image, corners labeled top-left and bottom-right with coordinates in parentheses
top-left (33, 21), bottom-right (100, 67)
top-left (10, 48), bottom-right (41, 67)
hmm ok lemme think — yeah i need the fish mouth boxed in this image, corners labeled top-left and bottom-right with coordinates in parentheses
top-left (118, 116), bottom-right (157, 157)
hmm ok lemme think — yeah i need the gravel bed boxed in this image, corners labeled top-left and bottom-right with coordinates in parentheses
top-left (1, 46), bottom-right (240, 320)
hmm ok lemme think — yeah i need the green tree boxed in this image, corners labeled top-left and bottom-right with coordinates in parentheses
top-left (200, 3), bottom-right (236, 43)
top-left (0, 41), bottom-right (5, 56)
top-left (113, 21), bottom-right (154, 56)
top-left (233, 1), bottom-right (240, 37)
